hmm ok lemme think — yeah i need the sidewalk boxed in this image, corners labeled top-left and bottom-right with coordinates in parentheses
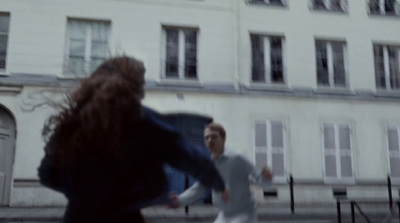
top-left (0, 203), bottom-right (397, 221)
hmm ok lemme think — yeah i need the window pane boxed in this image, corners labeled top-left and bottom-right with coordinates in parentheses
top-left (388, 129), bottom-right (399, 151)
top-left (270, 0), bottom-right (284, 5)
top-left (69, 40), bottom-right (85, 57)
top-left (68, 57), bottom-right (85, 75)
top-left (340, 155), bottom-right (352, 177)
top-left (255, 122), bottom-right (267, 147)
top-left (316, 41), bottom-right (329, 86)
top-left (0, 54), bottom-right (5, 69)
top-left (69, 21), bottom-right (87, 39)
top-left (323, 124), bottom-right (335, 149)
top-left (385, 0), bottom-right (396, 14)
top-left (272, 153), bottom-right (285, 176)
top-left (329, 0), bottom-right (344, 11)
top-left (390, 157), bottom-right (400, 177)
top-left (91, 41), bottom-right (107, 58)
top-left (325, 155), bottom-right (337, 177)
top-left (388, 46), bottom-right (400, 89)
top-left (0, 35), bottom-right (7, 53)
top-left (374, 45), bottom-right (386, 88)
top-left (0, 15), bottom-right (10, 33)
top-left (314, 0), bottom-right (327, 9)
top-left (184, 29), bottom-right (197, 78)
top-left (91, 22), bottom-right (108, 41)
top-left (332, 42), bottom-right (346, 87)
top-left (166, 29), bottom-right (179, 78)
top-left (270, 37), bottom-right (284, 83)
top-left (370, 0), bottom-right (380, 13)
top-left (90, 58), bottom-right (104, 73)
top-left (271, 121), bottom-right (283, 148)
top-left (251, 35), bottom-right (265, 82)
top-left (255, 153), bottom-right (267, 170)
top-left (339, 125), bottom-right (351, 150)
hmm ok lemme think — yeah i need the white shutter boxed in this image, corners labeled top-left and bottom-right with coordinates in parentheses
top-left (254, 121), bottom-right (267, 169)
top-left (271, 121), bottom-right (285, 176)
top-left (339, 124), bottom-right (352, 178)
top-left (388, 127), bottom-right (400, 177)
top-left (323, 124), bottom-right (337, 178)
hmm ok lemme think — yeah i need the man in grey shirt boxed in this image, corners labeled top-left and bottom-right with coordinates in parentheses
top-left (170, 122), bottom-right (273, 223)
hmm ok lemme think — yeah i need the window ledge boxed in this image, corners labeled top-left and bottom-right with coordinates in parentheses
top-left (375, 89), bottom-right (400, 98)
top-left (314, 87), bottom-right (354, 95)
top-left (0, 85), bottom-right (23, 93)
top-left (324, 179), bottom-right (356, 185)
top-left (157, 78), bottom-right (201, 88)
top-left (247, 83), bottom-right (291, 92)
top-left (0, 70), bottom-right (9, 76)
top-left (368, 13), bottom-right (400, 18)
top-left (310, 8), bottom-right (349, 15)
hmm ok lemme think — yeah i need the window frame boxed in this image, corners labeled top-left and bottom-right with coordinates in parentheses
top-left (321, 122), bottom-right (355, 184)
top-left (369, 0), bottom-right (400, 16)
top-left (253, 118), bottom-right (287, 183)
top-left (374, 44), bottom-right (400, 91)
top-left (385, 125), bottom-right (400, 182)
top-left (161, 26), bottom-right (199, 81)
top-left (250, 34), bottom-right (286, 85)
top-left (315, 39), bottom-right (348, 89)
top-left (247, 0), bottom-right (287, 7)
top-left (311, 0), bottom-right (348, 12)
top-left (63, 18), bottom-right (111, 77)
top-left (0, 12), bottom-right (10, 74)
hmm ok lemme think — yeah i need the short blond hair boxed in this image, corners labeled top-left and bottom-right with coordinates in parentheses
top-left (205, 122), bottom-right (226, 139)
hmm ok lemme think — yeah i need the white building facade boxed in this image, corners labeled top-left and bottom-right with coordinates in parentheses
top-left (1, 0), bottom-right (400, 206)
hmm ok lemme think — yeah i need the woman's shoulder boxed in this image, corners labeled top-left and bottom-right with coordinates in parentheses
top-left (141, 106), bottom-right (177, 134)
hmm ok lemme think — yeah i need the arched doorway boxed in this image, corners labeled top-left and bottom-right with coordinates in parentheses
top-left (0, 106), bottom-right (16, 205)
top-left (163, 113), bottom-right (213, 203)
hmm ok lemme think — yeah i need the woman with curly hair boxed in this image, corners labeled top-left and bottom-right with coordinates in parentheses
top-left (38, 56), bottom-right (227, 223)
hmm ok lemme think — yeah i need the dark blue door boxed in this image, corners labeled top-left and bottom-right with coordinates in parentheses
top-left (163, 114), bottom-right (212, 203)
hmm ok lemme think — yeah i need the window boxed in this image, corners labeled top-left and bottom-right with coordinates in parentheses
top-left (322, 123), bottom-right (353, 182)
top-left (369, 0), bottom-right (399, 16)
top-left (315, 40), bottom-right (347, 88)
top-left (312, 0), bottom-right (348, 12)
top-left (249, 0), bottom-right (286, 6)
top-left (162, 27), bottom-right (198, 80)
top-left (64, 19), bottom-right (110, 76)
top-left (251, 35), bottom-right (284, 84)
top-left (387, 126), bottom-right (400, 178)
top-left (0, 13), bottom-right (10, 70)
top-left (254, 120), bottom-right (286, 179)
top-left (374, 44), bottom-right (400, 90)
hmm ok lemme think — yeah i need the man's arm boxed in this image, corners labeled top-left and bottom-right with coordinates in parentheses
top-left (144, 107), bottom-right (225, 192)
top-left (239, 155), bottom-right (273, 190)
top-left (170, 182), bottom-right (206, 208)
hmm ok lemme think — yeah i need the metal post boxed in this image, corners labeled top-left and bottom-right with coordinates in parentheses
top-left (398, 201), bottom-right (400, 223)
top-left (387, 175), bottom-right (393, 209)
top-left (290, 174), bottom-right (294, 214)
top-left (185, 176), bottom-right (189, 215)
top-left (337, 200), bottom-right (341, 223)
top-left (351, 201), bottom-right (355, 223)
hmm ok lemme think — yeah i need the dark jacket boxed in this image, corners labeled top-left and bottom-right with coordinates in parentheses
top-left (38, 106), bottom-right (225, 223)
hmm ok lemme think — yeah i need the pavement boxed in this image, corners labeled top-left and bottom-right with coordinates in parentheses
top-left (0, 203), bottom-right (398, 222)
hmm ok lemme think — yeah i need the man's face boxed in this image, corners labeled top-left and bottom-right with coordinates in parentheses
top-left (204, 128), bottom-right (225, 158)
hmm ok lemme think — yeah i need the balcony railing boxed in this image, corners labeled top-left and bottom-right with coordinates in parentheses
top-left (368, 0), bottom-right (400, 16)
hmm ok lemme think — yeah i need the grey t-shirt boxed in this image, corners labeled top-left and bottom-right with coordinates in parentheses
top-left (178, 150), bottom-right (272, 216)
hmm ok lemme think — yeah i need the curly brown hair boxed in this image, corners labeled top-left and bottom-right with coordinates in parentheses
top-left (43, 56), bottom-right (145, 165)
